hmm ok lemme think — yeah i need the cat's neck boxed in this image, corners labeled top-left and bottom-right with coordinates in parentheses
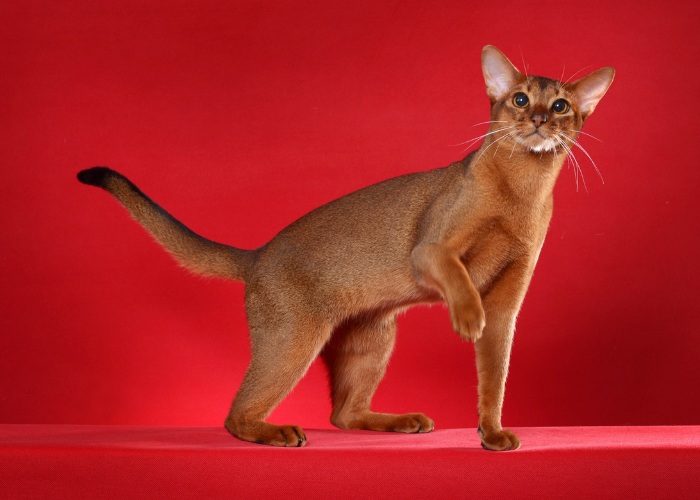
top-left (470, 136), bottom-right (567, 206)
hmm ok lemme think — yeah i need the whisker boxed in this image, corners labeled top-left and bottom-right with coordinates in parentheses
top-left (471, 120), bottom-right (508, 127)
top-left (557, 137), bottom-right (580, 191)
top-left (555, 135), bottom-right (588, 192)
top-left (555, 136), bottom-right (576, 189)
top-left (557, 64), bottom-right (566, 91)
top-left (494, 130), bottom-right (520, 156)
top-left (519, 47), bottom-right (529, 77)
top-left (475, 130), bottom-right (519, 164)
top-left (559, 131), bottom-right (604, 184)
top-left (509, 134), bottom-right (520, 159)
top-left (566, 129), bottom-right (603, 142)
top-left (452, 125), bottom-right (517, 150)
top-left (561, 65), bottom-right (591, 85)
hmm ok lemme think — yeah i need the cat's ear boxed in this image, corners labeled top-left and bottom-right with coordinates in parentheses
top-left (481, 45), bottom-right (522, 102)
top-left (570, 67), bottom-right (615, 118)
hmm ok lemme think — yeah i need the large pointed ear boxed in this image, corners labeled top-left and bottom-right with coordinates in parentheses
top-left (481, 45), bottom-right (522, 102)
top-left (570, 67), bottom-right (615, 118)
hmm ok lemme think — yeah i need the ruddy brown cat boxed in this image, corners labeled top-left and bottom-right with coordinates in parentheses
top-left (78, 46), bottom-right (614, 450)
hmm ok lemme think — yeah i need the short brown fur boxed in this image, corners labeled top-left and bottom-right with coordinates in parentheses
top-left (78, 46), bottom-right (614, 450)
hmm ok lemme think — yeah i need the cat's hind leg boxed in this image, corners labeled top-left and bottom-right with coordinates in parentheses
top-left (322, 313), bottom-right (434, 434)
top-left (224, 310), bottom-right (332, 447)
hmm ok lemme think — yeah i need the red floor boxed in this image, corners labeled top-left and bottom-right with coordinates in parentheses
top-left (2, 425), bottom-right (698, 498)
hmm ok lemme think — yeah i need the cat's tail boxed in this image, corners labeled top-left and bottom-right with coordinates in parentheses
top-left (77, 167), bottom-right (255, 282)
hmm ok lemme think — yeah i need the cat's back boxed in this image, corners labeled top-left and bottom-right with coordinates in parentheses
top-left (273, 160), bottom-right (465, 251)
top-left (252, 158), bottom-right (470, 281)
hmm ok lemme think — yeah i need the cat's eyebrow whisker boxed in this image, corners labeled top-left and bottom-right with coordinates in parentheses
top-left (557, 64), bottom-right (567, 91)
top-left (559, 131), bottom-right (604, 184)
top-left (519, 47), bottom-right (529, 77)
top-left (561, 65), bottom-right (592, 86)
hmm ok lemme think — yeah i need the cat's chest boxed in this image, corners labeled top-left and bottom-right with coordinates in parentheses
top-left (461, 215), bottom-right (546, 293)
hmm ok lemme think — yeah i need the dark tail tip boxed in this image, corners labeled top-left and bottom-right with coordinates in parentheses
top-left (77, 167), bottom-right (116, 187)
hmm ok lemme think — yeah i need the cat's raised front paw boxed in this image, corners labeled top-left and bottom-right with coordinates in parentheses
top-left (450, 305), bottom-right (486, 342)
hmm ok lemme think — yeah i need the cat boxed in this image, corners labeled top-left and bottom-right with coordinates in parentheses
top-left (77, 45), bottom-right (614, 450)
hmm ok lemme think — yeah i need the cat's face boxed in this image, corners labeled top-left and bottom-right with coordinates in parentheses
top-left (481, 46), bottom-right (614, 154)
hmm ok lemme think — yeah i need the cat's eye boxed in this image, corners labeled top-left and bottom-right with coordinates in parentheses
top-left (513, 93), bottom-right (529, 108)
top-left (552, 99), bottom-right (570, 114)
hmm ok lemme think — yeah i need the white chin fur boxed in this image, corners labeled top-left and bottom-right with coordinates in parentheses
top-left (528, 141), bottom-right (556, 153)
top-left (518, 136), bottom-right (557, 153)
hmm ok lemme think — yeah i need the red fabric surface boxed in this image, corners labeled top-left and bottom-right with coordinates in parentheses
top-left (1, 0), bottom-right (699, 433)
top-left (2, 425), bottom-right (699, 499)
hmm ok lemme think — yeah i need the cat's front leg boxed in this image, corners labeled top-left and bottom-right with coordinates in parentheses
top-left (474, 260), bottom-right (533, 451)
top-left (411, 243), bottom-right (485, 342)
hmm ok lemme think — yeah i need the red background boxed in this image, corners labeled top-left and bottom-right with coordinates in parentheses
top-left (1, 0), bottom-right (698, 431)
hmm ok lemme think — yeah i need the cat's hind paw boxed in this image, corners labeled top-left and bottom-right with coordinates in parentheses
top-left (225, 419), bottom-right (307, 447)
top-left (333, 411), bottom-right (435, 434)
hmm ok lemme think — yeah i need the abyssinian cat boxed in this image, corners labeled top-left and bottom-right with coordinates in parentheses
top-left (78, 46), bottom-right (614, 450)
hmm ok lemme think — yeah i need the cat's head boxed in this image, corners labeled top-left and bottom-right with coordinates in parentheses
top-left (481, 45), bottom-right (614, 153)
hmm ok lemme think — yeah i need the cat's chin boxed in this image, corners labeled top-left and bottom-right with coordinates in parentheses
top-left (516, 133), bottom-right (558, 153)
top-left (528, 141), bottom-right (557, 153)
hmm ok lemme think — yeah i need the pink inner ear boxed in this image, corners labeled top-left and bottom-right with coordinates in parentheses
top-left (482, 47), bottom-right (521, 100)
top-left (573, 68), bottom-right (615, 116)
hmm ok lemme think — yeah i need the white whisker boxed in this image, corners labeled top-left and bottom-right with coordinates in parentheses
top-left (557, 64), bottom-right (566, 91)
top-left (559, 131), bottom-right (604, 184)
top-left (519, 47), bottom-right (529, 77)
top-left (494, 130), bottom-right (521, 156)
top-left (555, 135), bottom-right (588, 192)
top-left (475, 130), bottom-right (519, 164)
top-left (561, 66), bottom-right (592, 86)
top-left (567, 129), bottom-right (602, 142)
top-left (509, 134), bottom-right (520, 159)
top-left (452, 125), bottom-right (517, 150)
top-left (471, 120), bottom-right (508, 127)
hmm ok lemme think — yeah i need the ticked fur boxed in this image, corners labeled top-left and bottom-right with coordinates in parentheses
top-left (78, 46), bottom-right (614, 450)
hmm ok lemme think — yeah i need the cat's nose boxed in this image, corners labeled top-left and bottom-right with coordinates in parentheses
top-left (531, 113), bottom-right (548, 128)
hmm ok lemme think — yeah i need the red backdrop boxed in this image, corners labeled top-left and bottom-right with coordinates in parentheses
top-left (1, 0), bottom-right (698, 430)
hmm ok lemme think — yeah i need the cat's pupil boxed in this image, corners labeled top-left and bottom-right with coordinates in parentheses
top-left (513, 93), bottom-right (529, 108)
